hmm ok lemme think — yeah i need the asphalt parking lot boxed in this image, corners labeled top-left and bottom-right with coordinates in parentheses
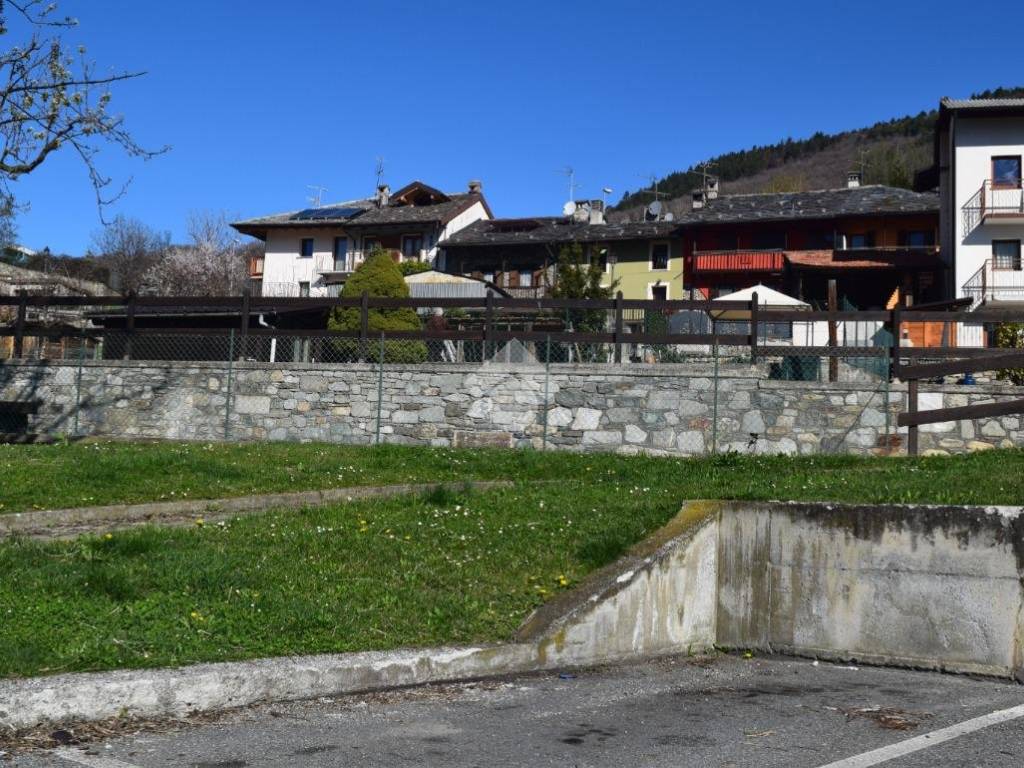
top-left (7, 654), bottom-right (1024, 767)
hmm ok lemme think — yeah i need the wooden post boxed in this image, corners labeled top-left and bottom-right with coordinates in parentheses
top-left (123, 292), bottom-right (136, 361)
top-left (891, 305), bottom-right (902, 381)
top-left (13, 290), bottom-right (26, 358)
top-left (484, 289), bottom-right (494, 360)
top-left (359, 291), bottom-right (369, 363)
top-left (907, 378), bottom-right (919, 456)
top-left (827, 279), bottom-right (838, 383)
top-left (749, 291), bottom-right (759, 363)
top-left (239, 286), bottom-right (251, 361)
top-left (613, 290), bottom-right (623, 364)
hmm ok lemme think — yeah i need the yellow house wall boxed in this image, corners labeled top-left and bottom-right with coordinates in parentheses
top-left (598, 239), bottom-right (685, 300)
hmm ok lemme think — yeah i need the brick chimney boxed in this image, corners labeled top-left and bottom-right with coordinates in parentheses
top-left (468, 180), bottom-right (482, 195)
top-left (376, 184), bottom-right (391, 207)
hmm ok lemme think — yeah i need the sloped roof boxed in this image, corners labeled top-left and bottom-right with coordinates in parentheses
top-left (440, 217), bottom-right (678, 248)
top-left (231, 181), bottom-right (491, 238)
top-left (0, 262), bottom-right (110, 296)
top-left (672, 185), bottom-right (939, 226)
top-left (441, 186), bottom-right (937, 250)
top-left (940, 97), bottom-right (1024, 110)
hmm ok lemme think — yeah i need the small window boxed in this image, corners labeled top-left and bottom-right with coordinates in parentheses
top-left (363, 238), bottom-right (381, 254)
top-left (846, 232), bottom-right (875, 249)
top-left (650, 284), bottom-right (667, 301)
top-left (993, 240), bottom-right (1022, 270)
top-left (333, 237), bottom-right (348, 271)
top-left (650, 242), bottom-right (670, 270)
top-left (519, 270), bottom-right (533, 288)
top-left (401, 235), bottom-right (423, 259)
top-left (300, 238), bottom-right (314, 258)
top-left (992, 156), bottom-right (1022, 188)
top-left (298, 281), bottom-right (311, 297)
top-left (483, 271), bottom-right (494, 283)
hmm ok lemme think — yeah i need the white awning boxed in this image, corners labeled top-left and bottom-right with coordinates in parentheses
top-left (711, 283), bottom-right (809, 319)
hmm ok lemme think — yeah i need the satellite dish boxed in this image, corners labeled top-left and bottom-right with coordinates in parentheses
top-left (664, 212), bottom-right (675, 222)
top-left (562, 201), bottom-right (576, 217)
top-left (647, 200), bottom-right (663, 218)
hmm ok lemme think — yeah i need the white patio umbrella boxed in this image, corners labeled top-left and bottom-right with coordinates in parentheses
top-left (709, 283), bottom-right (810, 320)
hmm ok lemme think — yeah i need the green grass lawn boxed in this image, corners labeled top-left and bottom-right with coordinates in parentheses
top-left (0, 483), bottom-right (671, 678)
top-left (4, 440), bottom-right (1024, 513)
top-left (2, 443), bottom-right (1024, 679)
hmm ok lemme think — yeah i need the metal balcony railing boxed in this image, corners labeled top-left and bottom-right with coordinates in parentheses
top-left (962, 258), bottom-right (1024, 307)
top-left (258, 282), bottom-right (342, 298)
top-left (962, 179), bottom-right (1024, 233)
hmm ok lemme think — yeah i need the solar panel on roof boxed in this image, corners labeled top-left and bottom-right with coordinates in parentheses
top-left (292, 206), bottom-right (363, 221)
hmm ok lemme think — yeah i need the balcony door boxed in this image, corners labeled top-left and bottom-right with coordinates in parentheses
top-left (333, 237), bottom-right (348, 272)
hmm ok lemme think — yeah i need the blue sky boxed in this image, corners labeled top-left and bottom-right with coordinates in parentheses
top-left (8, 0), bottom-right (1019, 254)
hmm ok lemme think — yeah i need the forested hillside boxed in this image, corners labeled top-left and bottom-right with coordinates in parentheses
top-left (611, 87), bottom-right (1024, 221)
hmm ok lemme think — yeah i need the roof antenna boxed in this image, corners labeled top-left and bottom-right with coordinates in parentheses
top-left (556, 166), bottom-right (580, 204)
top-left (374, 157), bottom-right (386, 190)
top-left (306, 185), bottom-right (328, 208)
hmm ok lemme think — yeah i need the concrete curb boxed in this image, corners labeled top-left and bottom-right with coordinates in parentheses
top-left (0, 481), bottom-right (515, 539)
top-left (0, 645), bottom-right (540, 732)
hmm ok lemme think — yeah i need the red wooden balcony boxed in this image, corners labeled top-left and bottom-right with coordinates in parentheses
top-left (692, 249), bottom-right (785, 273)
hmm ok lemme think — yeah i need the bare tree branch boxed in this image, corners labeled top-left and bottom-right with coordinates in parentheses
top-left (0, 1), bottom-right (167, 221)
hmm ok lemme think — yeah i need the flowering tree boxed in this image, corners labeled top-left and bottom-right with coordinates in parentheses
top-left (150, 212), bottom-right (253, 296)
top-left (0, 1), bottom-right (165, 215)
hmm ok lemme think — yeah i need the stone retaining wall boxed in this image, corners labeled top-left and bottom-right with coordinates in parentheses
top-left (2, 359), bottom-right (1023, 455)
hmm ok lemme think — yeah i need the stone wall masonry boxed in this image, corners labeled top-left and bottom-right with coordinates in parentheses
top-left (2, 359), bottom-right (1024, 456)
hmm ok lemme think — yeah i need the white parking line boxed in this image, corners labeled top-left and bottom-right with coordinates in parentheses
top-left (51, 748), bottom-right (143, 768)
top-left (816, 702), bottom-right (1024, 768)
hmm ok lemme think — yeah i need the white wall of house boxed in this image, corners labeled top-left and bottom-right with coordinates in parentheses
top-left (259, 200), bottom-right (490, 296)
top-left (953, 116), bottom-right (1024, 298)
top-left (435, 201), bottom-right (489, 271)
top-left (263, 227), bottom-right (348, 297)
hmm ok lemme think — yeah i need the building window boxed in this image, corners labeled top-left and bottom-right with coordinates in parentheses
top-left (364, 238), bottom-right (381, 254)
top-left (845, 232), bottom-right (875, 249)
top-left (300, 238), bottom-right (314, 258)
top-left (333, 237), bottom-right (348, 271)
top-left (402, 235), bottom-right (423, 260)
top-left (992, 156), bottom-right (1022, 188)
top-left (299, 281), bottom-right (311, 297)
top-left (519, 270), bottom-right (533, 287)
top-left (993, 239), bottom-right (1022, 270)
top-left (650, 242), bottom-right (670, 270)
top-left (483, 271), bottom-right (494, 284)
top-left (650, 284), bottom-right (667, 301)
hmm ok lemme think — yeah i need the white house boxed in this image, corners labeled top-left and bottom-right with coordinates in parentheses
top-left (938, 97), bottom-right (1024, 311)
top-left (232, 180), bottom-right (492, 297)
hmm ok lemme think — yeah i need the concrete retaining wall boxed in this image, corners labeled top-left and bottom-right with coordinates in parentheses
top-left (712, 500), bottom-right (1024, 678)
top-left (3, 359), bottom-right (1024, 455)
top-left (1, 499), bottom-right (1021, 729)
